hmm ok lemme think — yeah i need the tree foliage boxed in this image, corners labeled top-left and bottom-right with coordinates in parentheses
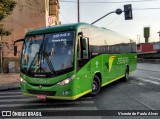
top-left (0, 24), bottom-right (11, 36)
top-left (0, 0), bottom-right (16, 37)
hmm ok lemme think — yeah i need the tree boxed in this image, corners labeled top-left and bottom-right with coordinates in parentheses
top-left (0, 0), bottom-right (16, 37)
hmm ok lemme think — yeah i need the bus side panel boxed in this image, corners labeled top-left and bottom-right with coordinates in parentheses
top-left (102, 54), bottom-right (124, 84)
top-left (128, 53), bottom-right (137, 73)
top-left (75, 61), bottom-right (92, 96)
top-left (102, 53), bottom-right (137, 86)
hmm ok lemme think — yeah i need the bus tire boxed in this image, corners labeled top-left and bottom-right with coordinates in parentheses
top-left (90, 75), bottom-right (101, 96)
top-left (123, 66), bottom-right (129, 81)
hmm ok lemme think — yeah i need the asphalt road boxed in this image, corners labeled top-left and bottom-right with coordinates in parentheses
top-left (0, 63), bottom-right (160, 119)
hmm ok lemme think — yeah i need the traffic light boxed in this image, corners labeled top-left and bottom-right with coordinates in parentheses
top-left (124, 4), bottom-right (133, 20)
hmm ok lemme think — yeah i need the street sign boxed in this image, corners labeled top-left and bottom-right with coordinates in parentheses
top-left (47, 16), bottom-right (55, 26)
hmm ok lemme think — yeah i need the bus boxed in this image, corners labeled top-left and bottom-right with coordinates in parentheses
top-left (14, 22), bottom-right (137, 100)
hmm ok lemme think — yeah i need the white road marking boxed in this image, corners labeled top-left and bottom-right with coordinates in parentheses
top-left (136, 82), bottom-right (145, 86)
top-left (149, 77), bottom-right (160, 81)
top-left (0, 98), bottom-right (37, 103)
top-left (139, 78), bottom-right (160, 85)
top-left (0, 91), bottom-right (21, 95)
top-left (0, 95), bottom-right (25, 98)
top-left (0, 100), bottom-right (95, 107)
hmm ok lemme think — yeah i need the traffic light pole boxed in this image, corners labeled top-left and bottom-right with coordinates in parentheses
top-left (91, 11), bottom-right (116, 25)
top-left (91, 4), bottom-right (132, 25)
top-left (91, 9), bottom-right (123, 25)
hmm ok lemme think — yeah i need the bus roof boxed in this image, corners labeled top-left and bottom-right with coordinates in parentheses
top-left (26, 22), bottom-right (89, 36)
top-left (25, 22), bottom-right (130, 42)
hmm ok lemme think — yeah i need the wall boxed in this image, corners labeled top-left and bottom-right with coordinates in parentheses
top-left (0, 0), bottom-right (59, 73)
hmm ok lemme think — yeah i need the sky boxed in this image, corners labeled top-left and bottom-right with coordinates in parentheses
top-left (59, 0), bottom-right (160, 43)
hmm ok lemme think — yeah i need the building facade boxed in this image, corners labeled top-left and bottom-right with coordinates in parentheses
top-left (137, 42), bottom-right (160, 61)
top-left (0, 0), bottom-right (59, 73)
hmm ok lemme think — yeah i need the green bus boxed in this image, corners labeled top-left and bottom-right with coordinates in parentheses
top-left (14, 22), bottom-right (137, 100)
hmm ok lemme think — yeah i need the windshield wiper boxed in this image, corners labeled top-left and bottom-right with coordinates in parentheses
top-left (28, 42), bottom-right (43, 73)
top-left (28, 51), bottom-right (56, 76)
top-left (42, 51), bottom-right (57, 75)
top-left (28, 52), bottom-right (39, 72)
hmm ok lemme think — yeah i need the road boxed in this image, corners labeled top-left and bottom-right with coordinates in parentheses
top-left (0, 63), bottom-right (160, 119)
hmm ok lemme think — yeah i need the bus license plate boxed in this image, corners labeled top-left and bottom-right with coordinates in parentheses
top-left (37, 95), bottom-right (47, 99)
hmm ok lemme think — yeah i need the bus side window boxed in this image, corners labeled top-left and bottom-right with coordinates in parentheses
top-left (77, 38), bottom-right (81, 60)
top-left (77, 37), bottom-right (89, 60)
top-left (77, 37), bottom-right (90, 71)
top-left (81, 38), bottom-right (89, 59)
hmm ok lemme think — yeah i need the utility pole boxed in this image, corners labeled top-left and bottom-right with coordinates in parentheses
top-left (0, 36), bottom-right (3, 74)
top-left (137, 34), bottom-right (140, 44)
top-left (157, 31), bottom-right (160, 42)
top-left (78, 0), bottom-right (80, 22)
top-left (157, 31), bottom-right (160, 51)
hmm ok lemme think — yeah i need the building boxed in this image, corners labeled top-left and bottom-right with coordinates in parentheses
top-left (137, 42), bottom-right (160, 61)
top-left (0, 0), bottom-right (59, 73)
top-left (137, 43), bottom-right (156, 54)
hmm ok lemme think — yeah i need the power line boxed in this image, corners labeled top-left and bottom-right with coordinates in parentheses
top-left (59, 0), bottom-right (158, 3)
top-left (59, 0), bottom-right (77, 3)
top-left (134, 7), bottom-right (160, 10)
top-left (106, 16), bottom-right (120, 27)
top-left (59, 11), bottom-right (70, 23)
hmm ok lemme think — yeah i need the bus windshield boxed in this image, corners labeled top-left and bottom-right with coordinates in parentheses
top-left (21, 31), bottom-right (75, 76)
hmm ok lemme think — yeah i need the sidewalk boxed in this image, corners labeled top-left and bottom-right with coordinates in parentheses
top-left (0, 73), bottom-right (20, 91)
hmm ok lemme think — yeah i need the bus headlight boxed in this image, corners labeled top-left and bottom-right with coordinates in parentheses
top-left (20, 78), bottom-right (26, 83)
top-left (57, 75), bottom-right (75, 86)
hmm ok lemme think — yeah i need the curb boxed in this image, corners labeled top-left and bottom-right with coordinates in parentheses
top-left (0, 82), bottom-right (20, 91)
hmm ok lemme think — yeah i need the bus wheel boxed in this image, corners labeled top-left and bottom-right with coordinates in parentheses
top-left (90, 75), bottom-right (101, 96)
top-left (123, 66), bottom-right (129, 81)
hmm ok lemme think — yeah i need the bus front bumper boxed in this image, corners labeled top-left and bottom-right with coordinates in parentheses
top-left (20, 81), bottom-right (77, 100)
top-left (20, 81), bottom-right (91, 100)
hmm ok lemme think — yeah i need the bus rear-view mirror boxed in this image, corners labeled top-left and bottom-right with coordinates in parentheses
top-left (13, 38), bottom-right (25, 56)
top-left (14, 45), bottom-right (17, 56)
